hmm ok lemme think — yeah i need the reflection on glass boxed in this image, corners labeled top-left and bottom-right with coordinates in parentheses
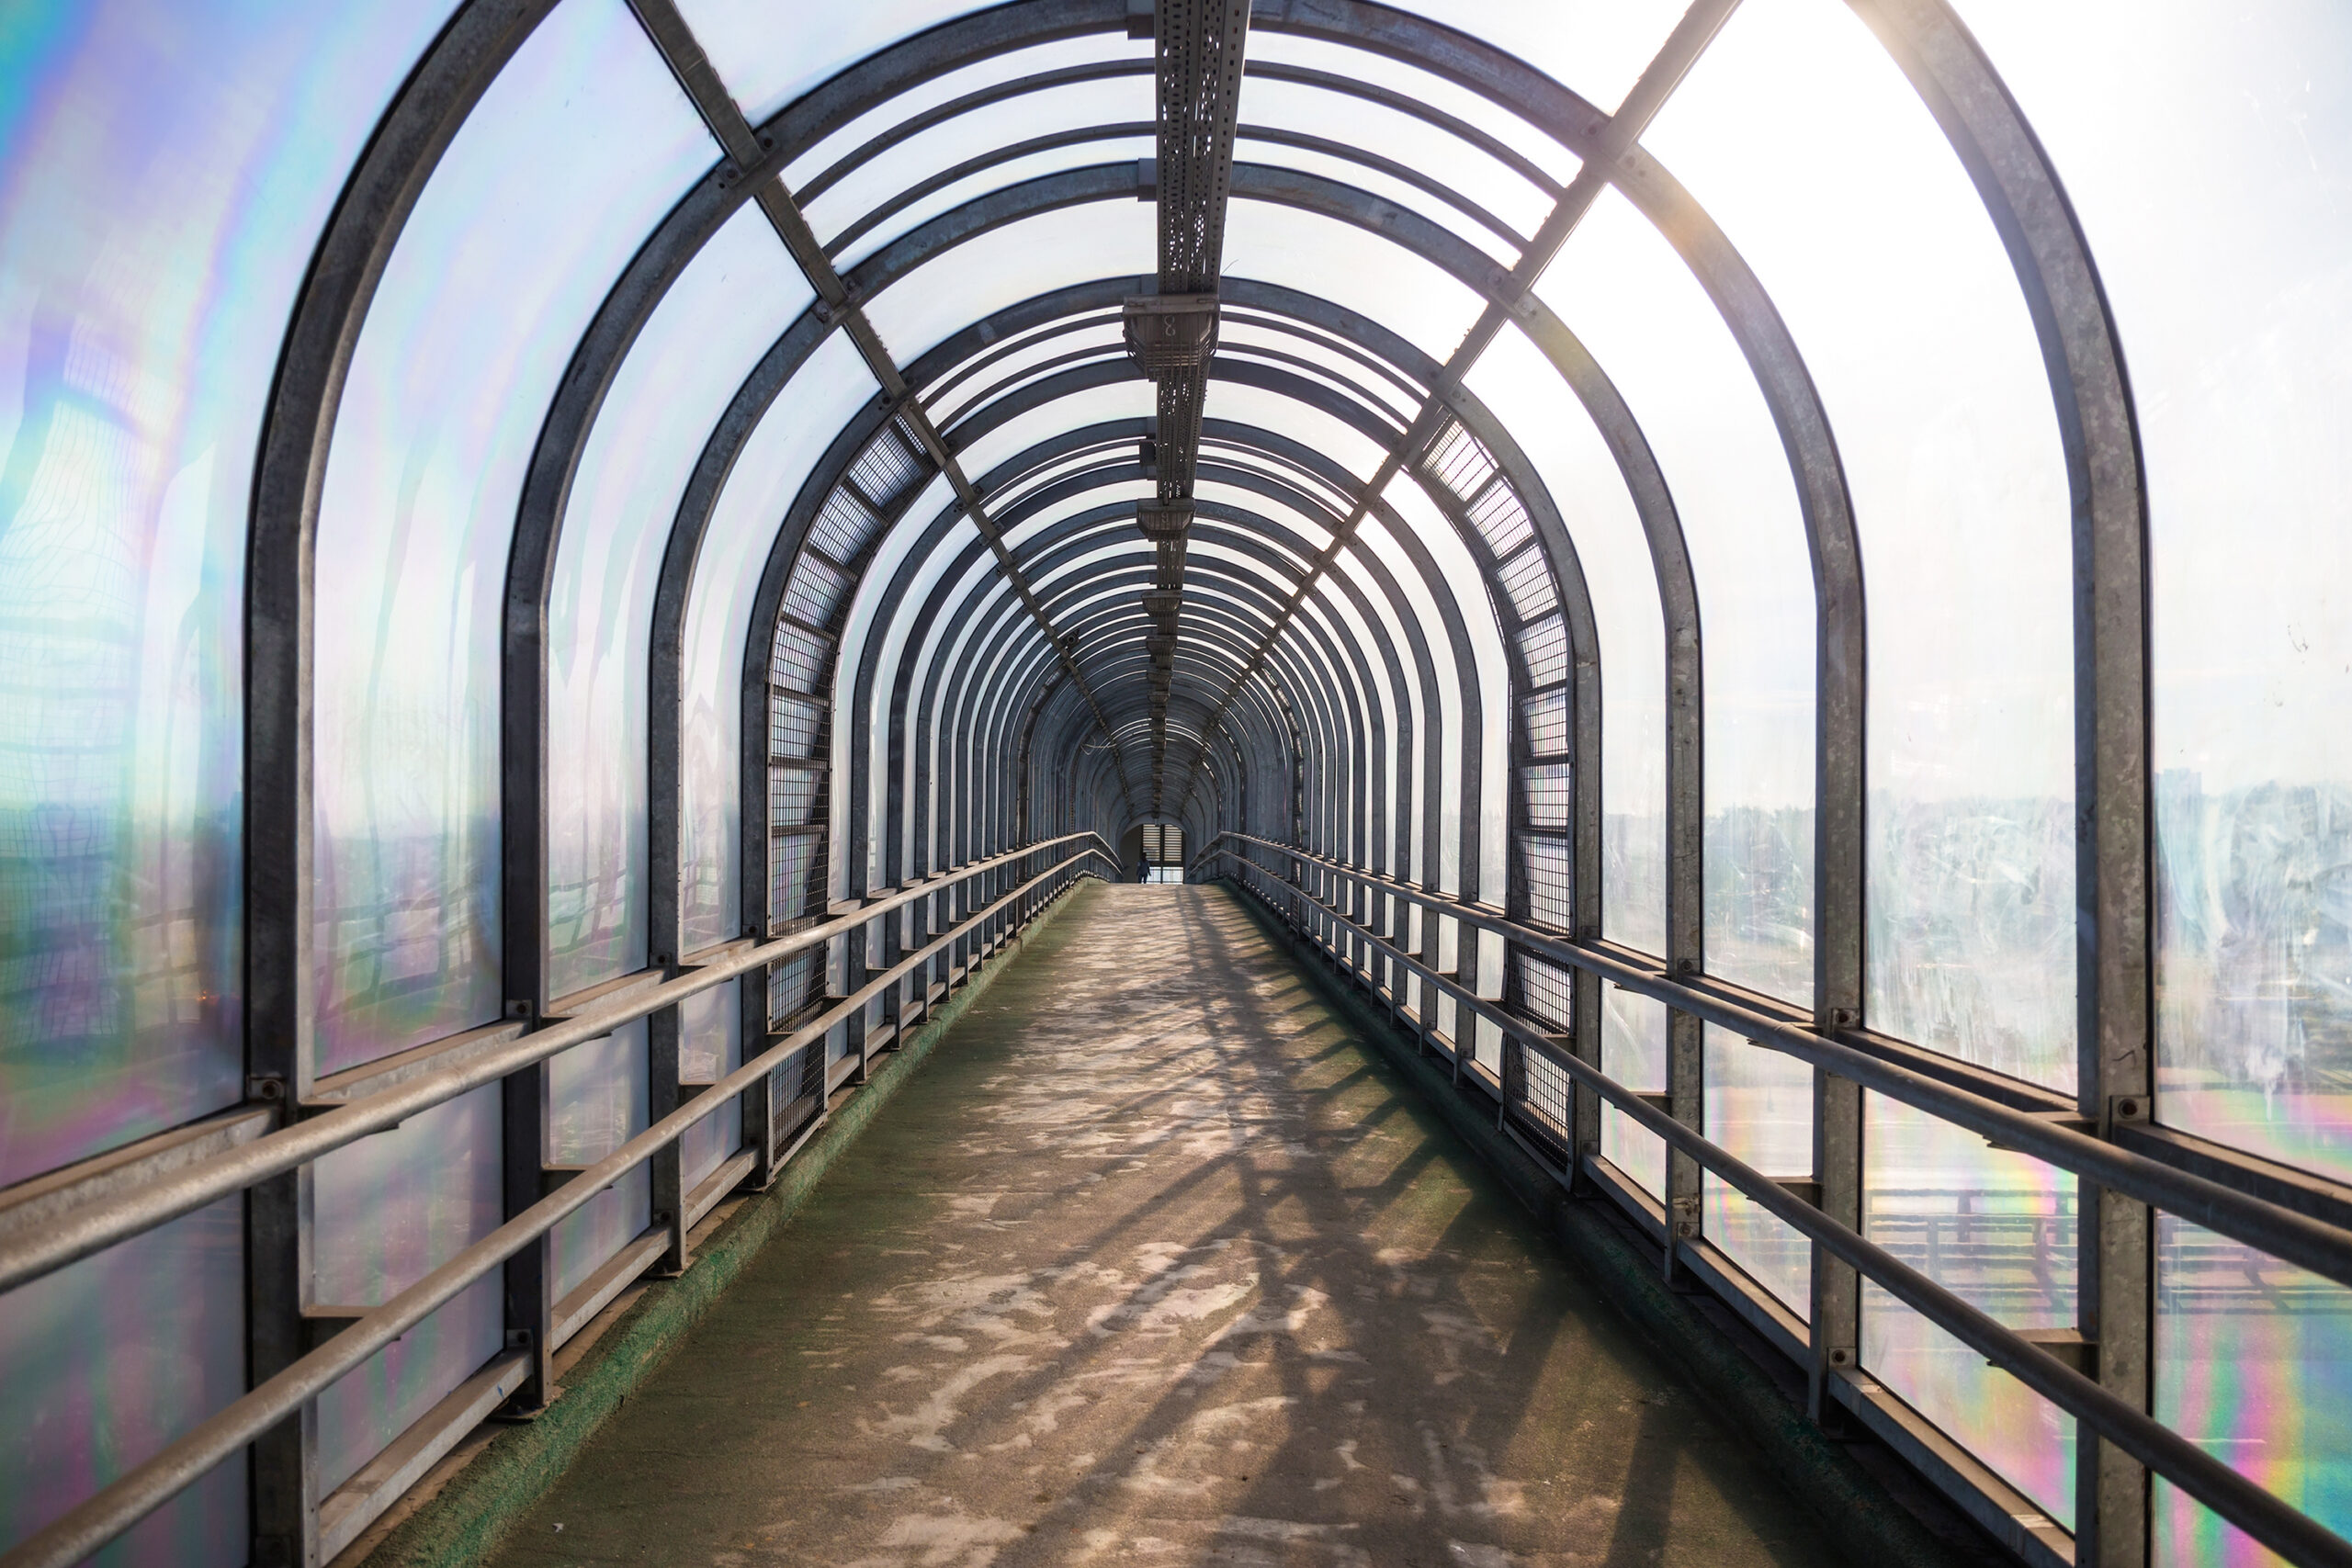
top-left (1465, 330), bottom-right (1667, 953)
top-left (548, 1019), bottom-right (651, 1300)
top-left (1863, 1094), bottom-right (2076, 1526)
top-left (1538, 187), bottom-right (1814, 1004)
top-left (1703, 1024), bottom-right (1811, 1313)
top-left (312, 0), bottom-right (713, 1074)
top-left (1648, 0), bottom-right (2074, 1087)
top-left (311, 1084), bottom-right (502, 1491)
top-left (0, 0), bottom-right (457, 1184)
top-left (1600, 989), bottom-right (1667, 1195)
top-left (1960, 0), bottom-right (2352, 1180)
top-left (678, 980), bottom-right (742, 1188)
top-left (0, 1200), bottom-right (243, 1564)
top-left (548, 205), bottom-right (808, 998)
top-left (2153, 1214), bottom-right (2352, 1567)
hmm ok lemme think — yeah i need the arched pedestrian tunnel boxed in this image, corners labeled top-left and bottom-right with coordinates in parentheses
top-left (4, 2), bottom-right (2351, 1564)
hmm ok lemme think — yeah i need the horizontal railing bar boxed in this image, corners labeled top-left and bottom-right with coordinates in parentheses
top-left (1222, 861), bottom-right (2352, 1568)
top-left (1565, 1141), bottom-right (2075, 1564)
top-left (0, 1106), bottom-right (276, 1242)
top-left (2, 857), bottom-right (1099, 1568)
top-left (0, 835), bottom-right (1111, 1299)
top-left (1208, 835), bottom-right (2352, 1298)
top-left (305, 1017), bottom-right (529, 1109)
top-left (2116, 1120), bottom-right (2352, 1238)
top-left (550, 1228), bottom-right (671, 1353)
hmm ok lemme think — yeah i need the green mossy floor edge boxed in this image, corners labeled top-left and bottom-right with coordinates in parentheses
top-left (353, 879), bottom-right (1097, 1568)
top-left (1221, 881), bottom-right (1975, 1568)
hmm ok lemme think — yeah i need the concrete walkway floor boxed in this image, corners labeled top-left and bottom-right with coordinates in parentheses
top-left (489, 882), bottom-right (1849, 1568)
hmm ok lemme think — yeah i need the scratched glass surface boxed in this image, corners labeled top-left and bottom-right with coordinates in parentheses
top-left (1649, 0), bottom-right (2075, 1088)
top-left (1959, 0), bottom-right (2352, 1191)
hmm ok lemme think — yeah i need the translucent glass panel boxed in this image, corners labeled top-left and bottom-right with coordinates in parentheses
top-left (0, 0), bottom-right (458, 1182)
top-left (1386, 0), bottom-right (1692, 115)
top-left (931, 319), bottom-right (1125, 430)
top-left (0, 1201), bottom-right (243, 1565)
top-left (547, 1020), bottom-right (651, 1300)
top-left (1235, 73), bottom-right (1551, 259)
top-left (311, 1085), bottom-right (501, 1493)
top-left (682, 332), bottom-right (880, 952)
top-left (1242, 33), bottom-right (1579, 190)
top-left (1354, 513), bottom-right (1464, 893)
top-left (1381, 474), bottom-right (1510, 906)
top-left (869, 202), bottom-right (1158, 368)
top-left (956, 384), bottom-right (1158, 492)
top-left (1466, 329), bottom-right (1667, 953)
top-left (678, 0), bottom-right (992, 128)
top-left (312, 0), bottom-right (713, 1073)
top-left (1863, 1095), bottom-right (2076, 1526)
top-left (809, 68), bottom-right (1151, 268)
top-left (1703, 1025), bottom-right (1811, 1314)
top-left (1203, 380), bottom-right (1390, 487)
top-left (546, 205), bottom-right (808, 998)
top-left (1329, 547), bottom-right (1425, 879)
top-left (851, 520), bottom-right (989, 886)
top-left (1954, 0), bottom-right (2352, 1177)
top-left (1218, 316), bottom-right (1419, 425)
top-left (1538, 188), bottom-right (1814, 1004)
top-left (1649, 0), bottom-right (2074, 1085)
top-left (1601, 990), bottom-right (1668, 1195)
top-left (1223, 200), bottom-right (1486, 366)
top-left (2154, 1216), bottom-right (2352, 1567)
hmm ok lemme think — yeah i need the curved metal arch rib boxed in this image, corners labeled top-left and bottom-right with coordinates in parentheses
top-left (210, 0), bottom-right (2196, 1562)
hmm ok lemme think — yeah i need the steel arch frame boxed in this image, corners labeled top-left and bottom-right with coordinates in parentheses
top-left (0, 0), bottom-right (2243, 1560)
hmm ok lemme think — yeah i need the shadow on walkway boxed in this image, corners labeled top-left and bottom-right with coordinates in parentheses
top-left (487, 882), bottom-right (1848, 1568)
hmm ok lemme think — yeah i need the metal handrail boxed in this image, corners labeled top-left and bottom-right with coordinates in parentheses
top-left (0, 834), bottom-right (1114, 1298)
top-left (1200, 833), bottom-right (2352, 1298)
top-left (1215, 852), bottom-right (2352, 1568)
top-left (3, 848), bottom-right (1105, 1568)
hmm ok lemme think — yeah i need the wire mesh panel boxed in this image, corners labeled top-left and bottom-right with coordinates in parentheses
top-left (1419, 417), bottom-right (1578, 1113)
top-left (759, 418), bottom-right (940, 1044)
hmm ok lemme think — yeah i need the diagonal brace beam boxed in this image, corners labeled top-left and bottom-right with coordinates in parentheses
top-left (628, 0), bottom-right (1141, 816)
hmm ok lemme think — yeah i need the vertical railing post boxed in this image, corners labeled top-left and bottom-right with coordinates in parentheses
top-left (245, 1158), bottom-right (316, 1566)
top-left (647, 998), bottom-right (688, 1269)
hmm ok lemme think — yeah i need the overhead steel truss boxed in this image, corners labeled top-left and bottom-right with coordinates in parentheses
top-left (3, 1), bottom-right (2335, 1566)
